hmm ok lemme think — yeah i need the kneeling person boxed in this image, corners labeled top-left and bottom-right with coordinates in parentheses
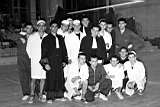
top-left (64, 52), bottom-right (89, 101)
top-left (85, 55), bottom-right (112, 102)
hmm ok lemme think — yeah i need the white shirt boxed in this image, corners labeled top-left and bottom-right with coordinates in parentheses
top-left (124, 60), bottom-right (146, 82)
top-left (26, 32), bottom-right (47, 61)
top-left (92, 37), bottom-right (98, 48)
top-left (99, 30), bottom-right (112, 49)
top-left (65, 31), bottom-right (85, 63)
top-left (57, 28), bottom-right (69, 38)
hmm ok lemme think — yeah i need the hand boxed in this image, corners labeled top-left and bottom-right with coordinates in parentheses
top-left (45, 64), bottom-right (51, 71)
top-left (88, 86), bottom-right (94, 91)
top-left (128, 44), bottom-right (133, 49)
top-left (20, 38), bottom-right (26, 44)
top-left (62, 62), bottom-right (66, 67)
top-left (93, 83), bottom-right (100, 92)
top-left (68, 59), bottom-right (72, 64)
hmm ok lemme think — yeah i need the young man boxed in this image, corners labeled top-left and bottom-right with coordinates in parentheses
top-left (81, 17), bottom-right (92, 36)
top-left (64, 52), bottom-right (89, 101)
top-left (124, 51), bottom-right (146, 96)
top-left (85, 55), bottom-right (112, 102)
top-left (17, 22), bottom-right (33, 101)
top-left (80, 25), bottom-right (107, 64)
top-left (104, 55), bottom-right (124, 100)
top-left (99, 19), bottom-right (112, 58)
top-left (57, 20), bottom-right (69, 38)
top-left (114, 18), bottom-right (144, 54)
top-left (118, 47), bottom-right (129, 92)
top-left (26, 20), bottom-right (47, 103)
top-left (41, 20), bottom-right (68, 104)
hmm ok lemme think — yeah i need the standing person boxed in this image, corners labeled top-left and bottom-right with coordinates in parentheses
top-left (114, 18), bottom-right (144, 54)
top-left (57, 20), bottom-right (69, 38)
top-left (124, 51), bottom-right (146, 96)
top-left (64, 52), bottom-right (89, 101)
top-left (81, 17), bottom-right (92, 36)
top-left (17, 22), bottom-right (33, 101)
top-left (80, 25), bottom-right (106, 64)
top-left (85, 55), bottom-right (112, 102)
top-left (99, 19), bottom-right (112, 60)
top-left (104, 55), bottom-right (124, 100)
top-left (26, 20), bottom-right (48, 103)
top-left (41, 20), bottom-right (68, 104)
top-left (65, 20), bottom-right (85, 64)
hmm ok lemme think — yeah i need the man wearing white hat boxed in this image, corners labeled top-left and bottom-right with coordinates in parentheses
top-left (124, 51), bottom-right (146, 96)
top-left (26, 20), bottom-right (48, 103)
top-left (57, 20), bottom-right (69, 38)
top-left (65, 20), bottom-right (86, 64)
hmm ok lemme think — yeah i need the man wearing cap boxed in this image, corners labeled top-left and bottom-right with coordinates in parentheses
top-left (65, 20), bottom-right (86, 64)
top-left (57, 20), bottom-right (69, 38)
top-left (26, 20), bottom-right (47, 103)
top-left (124, 51), bottom-right (146, 96)
top-left (41, 20), bottom-right (68, 103)
top-left (80, 25), bottom-right (107, 64)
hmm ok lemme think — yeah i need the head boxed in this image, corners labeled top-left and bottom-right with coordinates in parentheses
top-left (73, 20), bottom-right (81, 32)
top-left (119, 47), bottom-right (128, 58)
top-left (89, 55), bottom-right (98, 69)
top-left (128, 51), bottom-right (137, 63)
top-left (99, 19), bottom-right (107, 30)
top-left (25, 22), bottom-right (33, 35)
top-left (118, 18), bottom-right (127, 30)
top-left (37, 20), bottom-right (46, 32)
top-left (91, 25), bottom-right (100, 38)
top-left (50, 20), bottom-right (59, 34)
top-left (67, 18), bottom-right (73, 30)
top-left (110, 55), bottom-right (119, 67)
top-left (81, 17), bottom-right (90, 27)
top-left (78, 52), bottom-right (86, 65)
top-left (61, 20), bottom-right (69, 32)
top-left (106, 22), bottom-right (113, 33)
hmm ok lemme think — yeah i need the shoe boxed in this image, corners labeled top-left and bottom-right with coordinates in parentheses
top-left (116, 92), bottom-right (124, 100)
top-left (47, 100), bottom-right (53, 104)
top-left (56, 98), bottom-right (67, 102)
top-left (39, 94), bottom-right (46, 102)
top-left (22, 95), bottom-right (29, 101)
top-left (99, 93), bottom-right (108, 101)
top-left (137, 89), bottom-right (143, 95)
top-left (28, 96), bottom-right (34, 104)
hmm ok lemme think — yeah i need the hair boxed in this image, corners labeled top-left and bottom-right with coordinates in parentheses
top-left (78, 52), bottom-right (86, 58)
top-left (128, 51), bottom-right (136, 56)
top-left (89, 55), bottom-right (98, 61)
top-left (25, 22), bottom-right (33, 27)
top-left (109, 55), bottom-right (120, 61)
top-left (118, 17), bottom-right (127, 23)
top-left (119, 46), bottom-right (128, 52)
top-left (50, 20), bottom-right (59, 27)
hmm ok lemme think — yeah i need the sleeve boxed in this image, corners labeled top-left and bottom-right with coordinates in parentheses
top-left (41, 37), bottom-right (48, 59)
top-left (26, 36), bottom-right (31, 58)
top-left (61, 37), bottom-right (68, 63)
top-left (64, 36), bottom-right (71, 60)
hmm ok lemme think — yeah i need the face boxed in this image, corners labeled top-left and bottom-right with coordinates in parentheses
top-left (61, 24), bottom-right (69, 32)
top-left (91, 27), bottom-right (99, 37)
top-left (107, 24), bottom-right (113, 33)
top-left (78, 55), bottom-right (86, 65)
top-left (110, 57), bottom-right (119, 67)
top-left (90, 57), bottom-right (98, 68)
top-left (50, 23), bottom-right (58, 34)
top-left (118, 21), bottom-right (126, 30)
top-left (73, 24), bottom-right (81, 31)
top-left (82, 18), bottom-right (89, 27)
top-left (25, 25), bottom-right (33, 35)
top-left (119, 48), bottom-right (128, 58)
top-left (128, 54), bottom-right (136, 63)
top-left (99, 22), bottom-right (107, 30)
top-left (37, 23), bottom-right (46, 32)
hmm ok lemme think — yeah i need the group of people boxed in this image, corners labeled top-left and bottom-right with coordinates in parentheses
top-left (17, 16), bottom-right (146, 104)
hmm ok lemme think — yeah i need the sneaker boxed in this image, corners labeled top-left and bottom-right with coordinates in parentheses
top-left (99, 93), bottom-right (108, 101)
top-left (137, 89), bottom-right (143, 95)
top-left (22, 95), bottom-right (29, 101)
top-left (116, 92), bottom-right (124, 100)
top-left (39, 94), bottom-right (46, 102)
top-left (47, 100), bottom-right (53, 104)
top-left (28, 96), bottom-right (34, 104)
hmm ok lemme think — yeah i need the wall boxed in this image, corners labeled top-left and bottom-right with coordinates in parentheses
top-left (115, 0), bottom-right (160, 38)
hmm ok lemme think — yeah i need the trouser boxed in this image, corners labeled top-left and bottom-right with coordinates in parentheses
top-left (122, 78), bottom-right (129, 90)
top-left (85, 78), bottom-right (112, 102)
top-left (18, 57), bottom-right (31, 96)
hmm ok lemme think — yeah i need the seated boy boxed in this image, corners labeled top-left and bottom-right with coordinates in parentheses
top-left (64, 52), bottom-right (89, 101)
top-left (124, 51), bottom-right (146, 96)
top-left (104, 55), bottom-right (124, 100)
top-left (85, 55), bottom-right (112, 102)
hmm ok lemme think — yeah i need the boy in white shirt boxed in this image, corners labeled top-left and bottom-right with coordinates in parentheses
top-left (104, 55), bottom-right (124, 100)
top-left (124, 51), bottom-right (146, 96)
